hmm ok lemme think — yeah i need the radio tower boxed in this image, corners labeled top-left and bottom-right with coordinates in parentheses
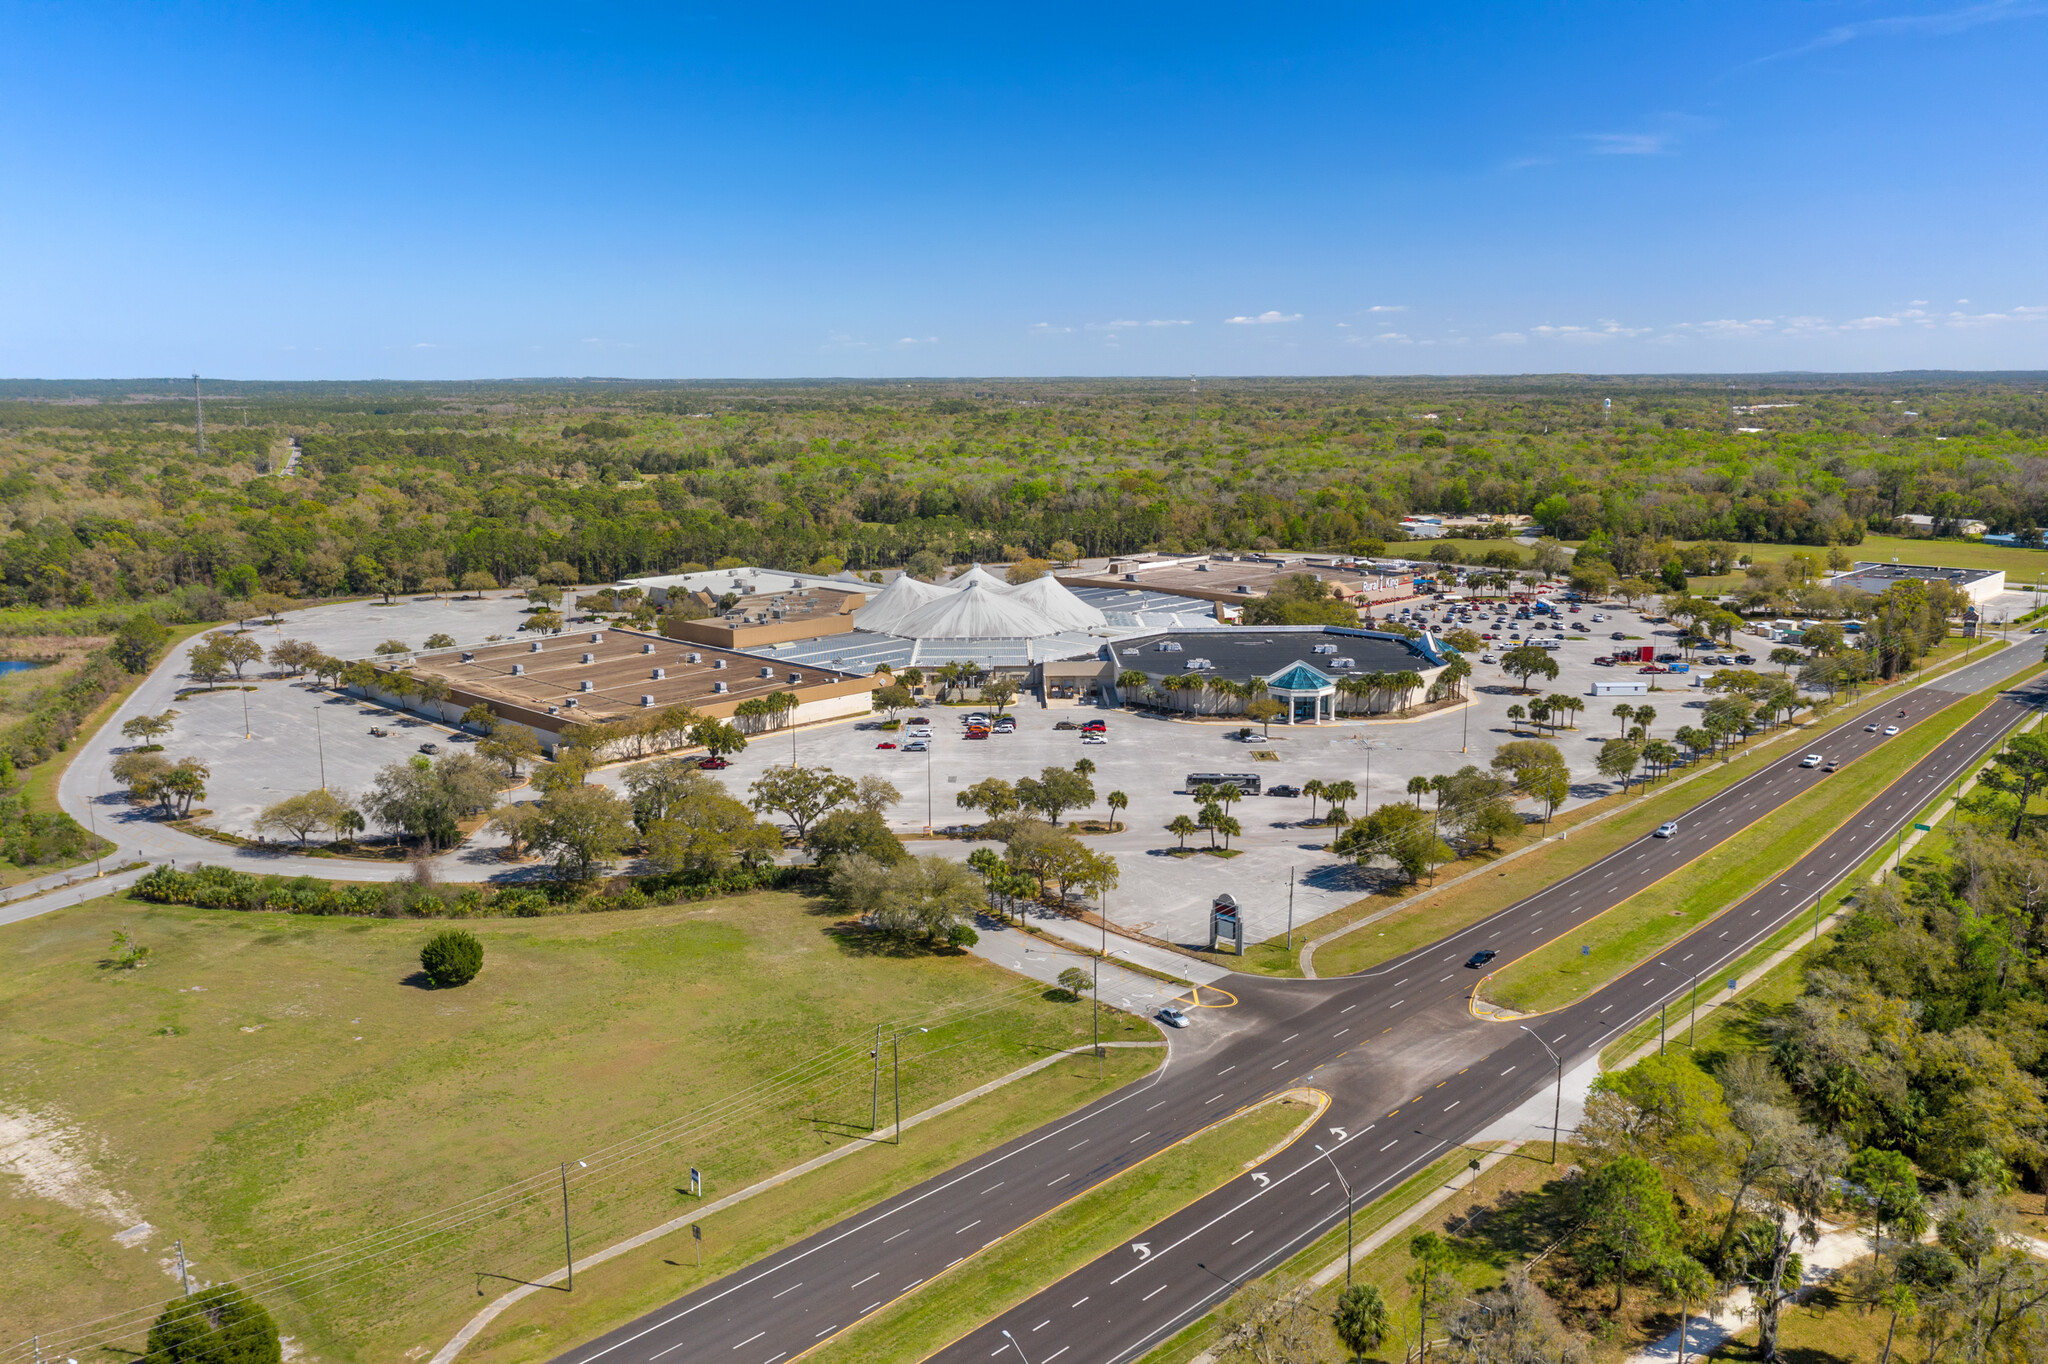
top-left (193, 373), bottom-right (206, 459)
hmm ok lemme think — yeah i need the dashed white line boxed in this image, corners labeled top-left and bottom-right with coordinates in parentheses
top-left (771, 1282), bottom-right (803, 1299)
top-left (733, 1333), bottom-right (765, 1351)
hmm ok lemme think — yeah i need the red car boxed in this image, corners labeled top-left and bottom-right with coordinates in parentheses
top-left (909, 716), bottom-right (931, 724)
top-left (875, 741), bottom-right (897, 749)
top-left (1081, 720), bottom-right (1107, 732)
top-left (697, 756), bottom-right (731, 770)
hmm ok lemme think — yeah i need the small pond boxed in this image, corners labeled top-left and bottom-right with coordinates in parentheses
top-left (0, 660), bottom-right (48, 675)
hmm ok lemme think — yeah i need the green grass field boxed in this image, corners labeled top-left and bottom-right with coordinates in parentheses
top-left (805, 1096), bottom-right (1314, 1364)
top-left (1678, 532), bottom-right (2048, 593)
top-left (1483, 689), bottom-right (1994, 1014)
top-left (0, 888), bottom-right (1160, 1364)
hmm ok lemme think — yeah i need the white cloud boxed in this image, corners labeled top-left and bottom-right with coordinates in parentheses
top-left (1488, 332), bottom-right (1528, 345)
top-left (1910, 299), bottom-right (1929, 306)
top-left (1752, 1), bottom-right (2048, 67)
top-left (1028, 323), bottom-right (1072, 334)
top-left (1582, 132), bottom-right (1673, 156)
top-left (1529, 320), bottom-right (1653, 343)
top-left (1366, 304), bottom-right (1407, 313)
top-left (894, 336), bottom-right (938, 346)
top-left (412, 342), bottom-right (440, 349)
top-left (1225, 310), bottom-right (1302, 325)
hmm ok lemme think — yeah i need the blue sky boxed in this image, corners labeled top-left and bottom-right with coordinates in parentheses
top-left (3, 2), bottom-right (2045, 379)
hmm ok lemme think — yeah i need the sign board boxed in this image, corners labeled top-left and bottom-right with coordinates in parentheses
top-left (1209, 894), bottom-right (1243, 954)
top-left (689, 1167), bottom-right (703, 1198)
top-left (1913, 823), bottom-right (1932, 832)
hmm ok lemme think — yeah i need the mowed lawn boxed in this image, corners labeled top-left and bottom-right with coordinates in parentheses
top-left (0, 890), bottom-right (1157, 1363)
top-left (1678, 532), bottom-right (2048, 592)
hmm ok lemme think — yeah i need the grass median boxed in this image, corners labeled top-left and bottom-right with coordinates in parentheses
top-left (0, 887), bottom-right (1160, 1363)
top-left (1295, 637), bottom-right (2023, 982)
top-left (801, 1095), bottom-right (1317, 1364)
top-left (1481, 689), bottom-right (1997, 1015)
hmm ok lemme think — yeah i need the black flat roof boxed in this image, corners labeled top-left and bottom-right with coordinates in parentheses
top-left (1107, 627), bottom-right (1432, 682)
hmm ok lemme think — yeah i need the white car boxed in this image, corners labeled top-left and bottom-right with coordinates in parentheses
top-left (902, 739), bottom-right (929, 752)
top-left (1156, 1006), bottom-right (1191, 1029)
top-left (907, 726), bottom-right (932, 738)
top-left (1883, 725), bottom-right (1900, 736)
top-left (1653, 822), bottom-right (1679, 839)
top-left (1081, 733), bottom-right (1107, 745)
top-left (1800, 753), bottom-right (1823, 768)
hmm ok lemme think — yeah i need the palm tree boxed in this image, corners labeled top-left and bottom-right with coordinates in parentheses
top-left (1166, 814), bottom-right (1198, 850)
top-left (1324, 778), bottom-right (1358, 819)
top-left (1392, 670), bottom-right (1423, 715)
top-left (1106, 790), bottom-right (1128, 831)
top-left (1634, 704), bottom-right (1657, 736)
top-left (1362, 672), bottom-right (1389, 714)
top-left (1116, 669), bottom-right (1150, 708)
top-left (1074, 757), bottom-right (1096, 779)
top-left (1303, 777), bottom-right (1328, 822)
top-left (1529, 697), bottom-right (1553, 734)
top-left (1407, 775), bottom-right (1430, 806)
top-left (1505, 703), bottom-right (1526, 734)
top-left (1612, 702), bottom-right (1637, 738)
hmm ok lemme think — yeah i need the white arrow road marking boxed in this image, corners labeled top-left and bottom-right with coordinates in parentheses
top-left (1132, 1242), bottom-right (1152, 1261)
top-left (1330, 1127), bottom-right (1349, 1141)
top-left (1250, 1172), bottom-right (1271, 1188)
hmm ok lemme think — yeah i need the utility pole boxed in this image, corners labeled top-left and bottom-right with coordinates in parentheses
top-left (315, 702), bottom-right (326, 788)
top-left (1314, 1144), bottom-right (1355, 1287)
top-left (871, 1023), bottom-right (882, 1132)
top-left (892, 1031), bottom-right (900, 1144)
top-left (1092, 955), bottom-right (1100, 1078)
top-left (560, 1160), bottom-right (585, 1289)
top-left (175, 1238), bottom-right (191, 1296)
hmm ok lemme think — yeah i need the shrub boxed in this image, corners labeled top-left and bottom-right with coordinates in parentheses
top-left (949, 923), bottom-right (979, 949)
top-left (420, 929), bottom-right (484, 987)
top-left (147, 1283), bottom-right (281, 1364)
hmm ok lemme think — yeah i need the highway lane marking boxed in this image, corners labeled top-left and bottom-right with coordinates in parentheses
top-left (1232, 1229), bottom-right (1255, 1244)
top-left (1333, 1028), bottom-right (1349, 1037)
top-left (980, 1182), bottom-right (1004, 1195)
top-left (957, 1220), bottom-right (982, 1234)
top-left (884, 1228), bottom-right (910, 1243)
top-left (1270, 1060), bottom-right (1291, 1070)
top-left (649, 1342), bottom-right (689, 1361)
top-left (1445, 1101), bottom-right (1459, 1111)
top-left (1381, 1139), bottom-right (1399, 1150)
top-left (1072, 1297), bottom-right (1089, 1308)
top-left (1283, 1033), bottom-right (1299, 1042)
top-left (1204, 1093), bottom-right (1224, 1104)
top-left (1217, 1065), bottom-right (1236, 1076)
top-left (764, 1354), bottom-right (787, 1364)
top-left (1048, 1172), bottom-right (1071, 1186)
top-left (1034, 1319), bottom-right (1051, 1331)
top-left (814, 1326), bottom-right (840, 1339)
top-left (1143, 1285), bottom-right (1169, 1301)
top-left (1500, 1065), bottom-right (1515, 1075)
top-left (1313, 1181), bottom-right (1331, 1195)
top-left (1130, 1132), bottom-right (1152, 1144)
top-left (1339, 1004), bottom-right (1356, 1013)
top-left (903, 1278), bottom-right (923, 1291)
top-left (862, 1302), bottom-right (881, 1314)
top-left (1069, 1139), bottom-right (1089, 1150)
top-left (851, 1273), bottom-right (879, 1288)
top-left (1389, 1000), bottom-right (1406, 1009)
top-left (733, 1333), bottom-right (765, 1351)
top-left (1044, 1349), bottom-right (1069, 1361)
top-left (772, 1282), bottom-right (804, 1298)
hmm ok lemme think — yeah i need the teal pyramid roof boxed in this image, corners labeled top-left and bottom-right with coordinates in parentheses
top-left (1266, 662), bottom-right (1333, 691)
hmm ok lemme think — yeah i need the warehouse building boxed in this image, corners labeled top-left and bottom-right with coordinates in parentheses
top-left (1824, 561), bottom-right (2005, 604)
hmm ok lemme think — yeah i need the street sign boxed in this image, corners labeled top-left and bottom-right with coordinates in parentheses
top-left (689, 1167), bottom-right (703, 1198)
top-left (1913, 823), bottom-right (1932, 831)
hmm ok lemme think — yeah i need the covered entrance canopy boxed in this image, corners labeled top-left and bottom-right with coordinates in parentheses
top-left (1265, 662), bottom-right (1336, 724)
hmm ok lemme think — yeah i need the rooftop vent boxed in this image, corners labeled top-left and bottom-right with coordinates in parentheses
top-left (581, 652), bottom-right (595, 663)
top-left (579, 679), bottom-right (593, 692)
top-left (787, 671), bottom-right (802, 683)
top-left (1332, 657), bottom-right (1356, 669)
top-left (510, 663), bottom-right (525, 675)
top-left (642, 642), bottom-right (656, 654)
top-left (712, 658), bottom-right (726, 670)
top-left (712, 680), bottom-right (728, 693)
top-left (1311, 643), bottom-right (1338, 655)
top-left (1156, 641), bottom-right (1183, 652)
top-left (564, 698), bottom-right (578, 708)
top-left (686, 652), bottom-right (702, 664)
top-left (641, 695), bottom-right (655, 707)
top-left (461, 651), bottom-right (475, 662)
top-left (546, 705), bottom-right (559, 715)
top-left (651, 667), bottom-right (666, 679)
top-left (759, 666), bottom-right (773, 678)
top-left (530, 640), bottom-right (544, 652)
top-left (589, 633), bottom-right (603, 643)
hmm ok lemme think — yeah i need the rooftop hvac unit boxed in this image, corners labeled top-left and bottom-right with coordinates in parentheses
top-left (461, 651), bottom-right (475, 662)
top-left (510, 663), bottom-right (524, 675)
top-left (1333, 657), bottom-right (1356, 669)
top-left (642, 642), bottom-right (656, 654)
top-left (712, 680), bottom-right (728, 693)
top-left (1196, 562), bottom-right (1211, 572)
top-left (641, 695), bottom-right (655, 707)
top-left (589, 632), bottom-right (603, 643)
top-left (579, 679), bottom-right (593, 692)
top-left (1185, 658), bottom-right (1213, 671)
top-left (712, 658), bottom-right (726, 670)
top-left (1123, 573), bottom-right (1139, 582)
top-left (651, 667), bottom-right (665, 679)
top-left (546, 705), bottom-right (559, 715)
top-left (787, 671), bottom-right (802, 683)
top-left (1156, 641), bottom-right (1183, 652)
top-left (1311, 642), bottom-right (1337, 654)
top-left (759, 666), bottom-right (773, 678)
top-left (530, 640), bottom-right (543, 651)
top-left (581, 652), bottom-right (595, 663)
top-left (564, 698), bottom-right (578, 708)
top-left (687, 652), bottom-right (702, 664)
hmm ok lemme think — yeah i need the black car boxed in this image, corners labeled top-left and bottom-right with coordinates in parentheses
top-left (1267, 784), bottom-right (1301, 798)
top-left (1465, 949), bottom-right (1498, 968)
top-left (1735, 654), bottom-right (1756, 666)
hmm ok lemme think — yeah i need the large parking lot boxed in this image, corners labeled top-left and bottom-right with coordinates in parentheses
top-left (679, 599), bottom-right (1739, 952)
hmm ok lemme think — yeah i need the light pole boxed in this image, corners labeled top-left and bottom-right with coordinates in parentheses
top-left (1001, 1328), bottom-right (1031, 1363)
top-left (925, 736), bottom-right (933, 835)
top-left (314, 699), bottom-right (327, 789)
top-left (1285, 865), bottom-right (1296, 950)
top-left (1314, 1143), bottom-right (1355, 1287)
top-left (1518, 1025), bottom-right (1564, 1164)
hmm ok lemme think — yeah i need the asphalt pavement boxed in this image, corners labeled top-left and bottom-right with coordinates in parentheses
top-left (542, 642), bottom-right (2045, 1364)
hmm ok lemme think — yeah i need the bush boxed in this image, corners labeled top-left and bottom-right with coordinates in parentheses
top-left (147, 1283), bottom-right (281, 1364)
top-left (949, 923), bottom-right (979, 948)
top-left (420, 928), bottom-right (483, 987)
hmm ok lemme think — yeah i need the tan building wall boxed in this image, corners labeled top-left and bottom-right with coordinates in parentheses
top-left (664, 613), bottom-right (860, 650)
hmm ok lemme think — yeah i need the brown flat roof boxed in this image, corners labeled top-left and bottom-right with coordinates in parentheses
top-left (406, 627), bottom-right (857, 722)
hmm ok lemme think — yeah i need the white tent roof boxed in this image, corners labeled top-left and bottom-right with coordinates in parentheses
top-left (852, 573), bottom-right (947, 634)
top-left (891, 578), bottom-right (1067, 638)
top-left (1005, 575), bottom-right (1109, 631)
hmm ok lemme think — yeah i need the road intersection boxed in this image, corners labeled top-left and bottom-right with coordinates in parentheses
top-left (543, 643), bottom-right (2044, 1364)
